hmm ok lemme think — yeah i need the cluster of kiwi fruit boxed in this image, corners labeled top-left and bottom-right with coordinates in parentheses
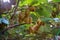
top-left (18, 6), bottom-right (36, 24)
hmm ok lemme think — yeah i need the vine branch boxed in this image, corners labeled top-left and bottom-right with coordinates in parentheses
top-left (10, 0), bottom-right (20, 19)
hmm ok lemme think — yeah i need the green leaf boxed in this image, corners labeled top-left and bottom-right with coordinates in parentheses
top-left (53, 0), bottom-right (60, 2)
top-left (36, 4), bottom-right (52, 17)
top-left (39, 25), bottom-right (51, 33)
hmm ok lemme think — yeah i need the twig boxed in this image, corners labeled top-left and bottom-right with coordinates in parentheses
top-left (1, 23), bottom-right (26, 34)
top-left (0, 24), bottom-right (19, 34)
top-left (10, 0), bottom-right (20, 19)
top-left (0, 21), bottom-right (35, 34)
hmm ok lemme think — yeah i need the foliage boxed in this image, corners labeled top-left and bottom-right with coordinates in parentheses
top-left (0, 0), bottom-right (60, 40)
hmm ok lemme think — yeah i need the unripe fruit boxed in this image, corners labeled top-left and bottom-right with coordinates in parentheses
top-left (29, 24), bottom-right (40, 33)
top-left (29, 19), bottom-right (45, 33)
top-left (29, 17), bottom-right (32, 24)
top-left (24, 17), bottom-right (32, 24)
top-left (28, 6), bottom-right (35, 11)
top-left (19, 12), bottom-right (25, 19)
top-left (18, 20), bottom-right (23, 24)
top-left (37, 19), bottom-right (45, 26)
top-left (18, 12), bottom-right (25, 23)
top-left (37, 19), bottom-right (41, 25)
top-left (24, 17), bottom-right (29, 24)
top-left (25, 9), bottom-right (30, 17)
